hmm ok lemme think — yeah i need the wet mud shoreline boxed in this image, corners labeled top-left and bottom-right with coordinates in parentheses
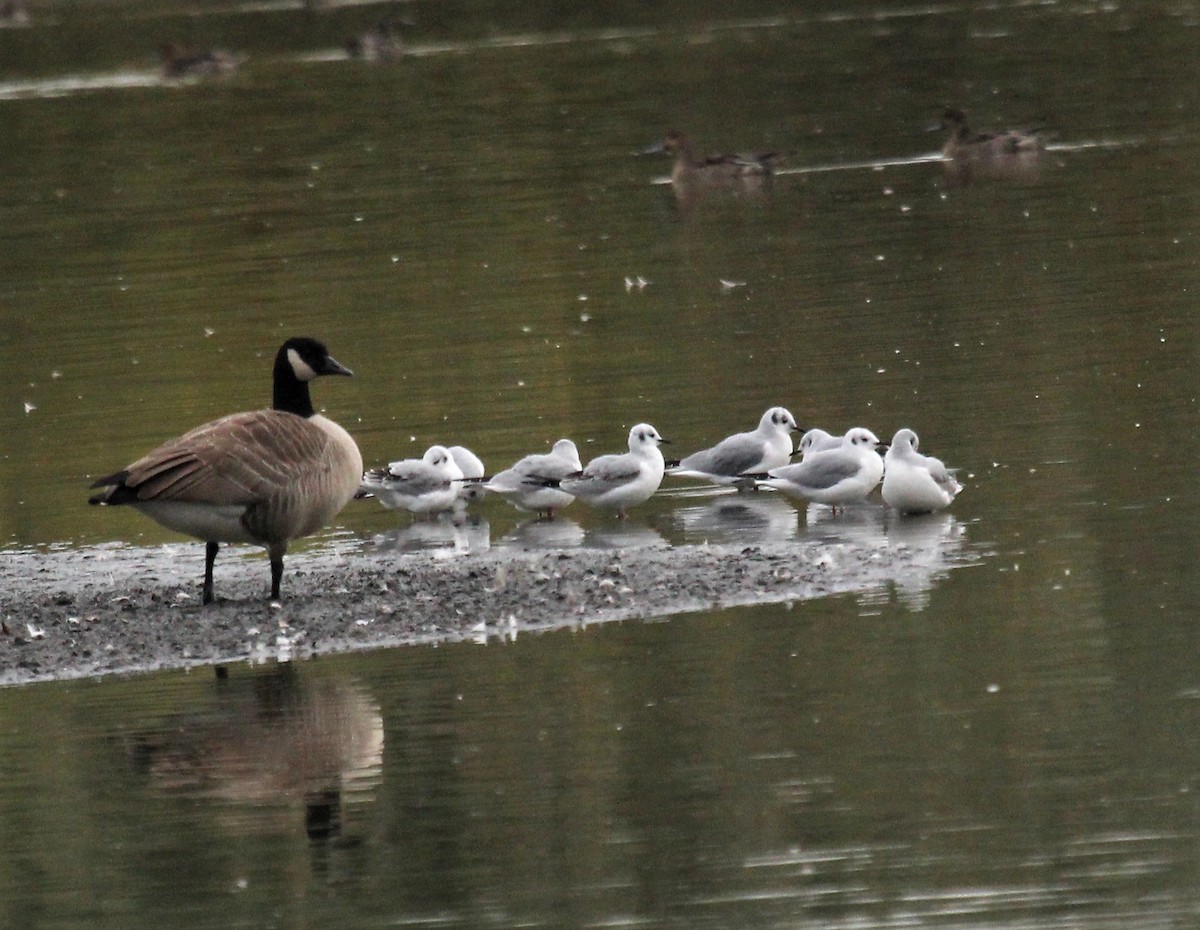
top-left (0, 534), bottom-right (977, 686)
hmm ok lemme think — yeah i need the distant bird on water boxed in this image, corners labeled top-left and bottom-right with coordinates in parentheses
top-left (159, 42), bottom-right (242, 80)
top-left (345, 19), bottom-right (404, 61)
top-left (0, 0), bottom-right (31, 28)
top-left (930, 107), bottom-right (1048, 183)
top-left (89, 338), bottom-right (363, 604)
top-left (642, 129), bottom-right (780, 204)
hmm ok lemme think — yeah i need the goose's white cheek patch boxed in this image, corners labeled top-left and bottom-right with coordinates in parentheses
top-left (287, 348), bottom-right (317, 381)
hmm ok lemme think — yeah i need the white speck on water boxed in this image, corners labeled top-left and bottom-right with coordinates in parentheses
top-left (986, 683), bottom-right (1000, 694)
top-left (204, 327), bottom-right (215, 337)
top-left (22, 402), bottom-right (35, 415)
top-left (521, 325), bottom-right (532, 333)
top-left (580, 313), bottom-right (591, 322)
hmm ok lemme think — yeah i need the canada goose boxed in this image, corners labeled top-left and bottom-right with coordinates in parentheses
top-left (560, 424), bottom-right (668, 518)
top-left (757, 427), bottom-right (885, 513)
top-left (483, 438), bottom-right (582, 518)
top-left (882, 429), bottom-right (963, 515)
top-left (668, 406), bottom-right (799, 486)
top-left (89, 337), bottom-right (363, 604)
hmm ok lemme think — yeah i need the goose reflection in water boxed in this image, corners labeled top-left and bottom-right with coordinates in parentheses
top-left (125, 665), bottom-right (383, 843)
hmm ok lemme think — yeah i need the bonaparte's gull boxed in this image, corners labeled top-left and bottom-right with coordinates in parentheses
top-left (669, 406), bottom-right (798, 486)
top-left (483, 438), bottom-right (582, 518)
top-left (448, 445), bottom-right (486, 504)
top-left (758, 427), bottom-right (884, 512)
top-left (560, 424), bottom-right (668, 517)
top-left (361, 444), bottom-right (463, 515)
top-left (882, 428), bottom-right (962, 514)
top-left (797, 427), bottom-right (842, 458)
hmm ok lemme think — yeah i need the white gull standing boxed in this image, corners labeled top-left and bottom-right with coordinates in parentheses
top-left (483, 438), bottom-right (583, 518)
top-left (361, 444), bottom-right (464, 516)
top-left (882, 428), bottom-right (962, 514)
top-left (668, 406), bottom-right (798, 486)
top-left (448, 445), bottom-right (487, 505)
top-left (758, 427), bottom-right (884, 512)
top-left (560, 424), bottom-right (668, 518)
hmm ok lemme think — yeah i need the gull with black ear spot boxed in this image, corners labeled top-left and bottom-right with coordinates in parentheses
top-left (882, 428), bottom-right (962, 514)
top-left (361, 445), bottom-right (465, 517)
top-left (756, 427), bottom-right (885, 514)
top-left (560, 424), bottom-right (668, 518)
top-left (795, 427), bottom-right (842, 459)
top-left (89, 337), bottom-right (363, 605)
top-left (668, 406), bottom-right (799, 488)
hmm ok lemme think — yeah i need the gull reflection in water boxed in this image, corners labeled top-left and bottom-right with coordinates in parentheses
top-left (587, 522), bottom-right (668, 550)
top-left (800, 501), bottom-right (887, 546)
top-left (498, 517), bottom-right (586, 551)
top-left (674, 492), bottom-right (799, 545)
top-left (370, 514), bottom-right (491, 556)
top-left (884, 511), bottom-right (969, 611)
top-left (125, 666), bottom-right (384, 843)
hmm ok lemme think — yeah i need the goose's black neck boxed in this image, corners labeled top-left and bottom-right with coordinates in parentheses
top-left (273, 348), bottom-right (315, 418)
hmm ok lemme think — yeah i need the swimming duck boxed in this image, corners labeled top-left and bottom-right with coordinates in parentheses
top-left (643, 129), bottom-right (779, 202)
top-left (159, 42), bottom-right (242, 80)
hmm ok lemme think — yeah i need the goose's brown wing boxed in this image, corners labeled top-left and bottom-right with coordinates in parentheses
top-left (109, 410), bottom-right (332, 505)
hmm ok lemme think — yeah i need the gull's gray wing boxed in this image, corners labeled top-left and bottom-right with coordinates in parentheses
top-left (566, 453), bottom-right (641, 493)
top-left (773, 452), bottom-right (860, 491)
top-left (678, 433), bottom-right (764, 477)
